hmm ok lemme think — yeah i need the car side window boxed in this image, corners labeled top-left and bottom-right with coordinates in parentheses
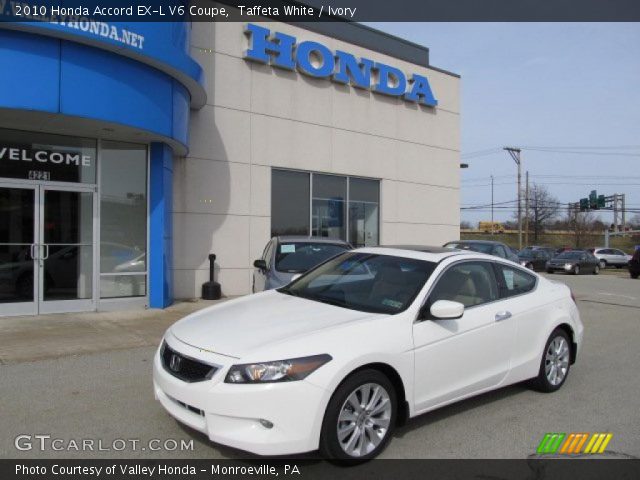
top-left (263, 240), bottom-right (275, 268)
top-left (492, 246), bottom-right (507, 258)
top-left (430, 261), bottom-right (499, 308)
top-left (494, 264), bottom-right (536, 298)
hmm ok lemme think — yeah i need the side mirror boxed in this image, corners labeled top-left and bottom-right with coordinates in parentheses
top-left (253, 259), bottom-right (267, 270)
top-left (429, 300), bottom-right (465, 320)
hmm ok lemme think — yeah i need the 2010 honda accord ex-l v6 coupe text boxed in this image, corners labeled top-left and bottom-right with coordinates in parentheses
top-left (153, 246), bottom-right (583, 460)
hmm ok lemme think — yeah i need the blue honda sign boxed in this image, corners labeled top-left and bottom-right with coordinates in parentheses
top-left (243, 23), bottom-right (438, 107)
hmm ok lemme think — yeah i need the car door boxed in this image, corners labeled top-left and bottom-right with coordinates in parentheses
top-left (253, 239), bottom-right (274, 293)
top-left (611, 249), bottom-right (627, 266)
top-left (412, 260), bottom-right (516, 412)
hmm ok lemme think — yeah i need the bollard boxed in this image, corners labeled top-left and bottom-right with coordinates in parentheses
top-left (202, 253), bottom-right (222, 300)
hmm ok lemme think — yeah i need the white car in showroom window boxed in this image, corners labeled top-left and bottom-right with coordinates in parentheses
top-left (153, 246), bottom-right (583, 460)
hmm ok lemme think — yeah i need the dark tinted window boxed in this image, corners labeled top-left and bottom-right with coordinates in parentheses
top-left (275, 242), bottom-right (349, 273)
top-left (271, 170), bottom-right (310, 236)
top-left (495, 264), bottom-right (536, 297)
top-left (556, 251), bottom-right (583, 260)
top-left (430, 261), bottom-right (499, 308)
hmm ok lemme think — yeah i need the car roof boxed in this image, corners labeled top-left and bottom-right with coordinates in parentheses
top-left (275, 236), bottom-right (351, 245)
top-left (444, 239), bottom-right (504, 246)
top-left (355, 245), bottom-right (478, 263)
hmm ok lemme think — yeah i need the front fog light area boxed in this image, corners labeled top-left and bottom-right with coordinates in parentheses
top-left (225, 354), bottom-right (332, 383)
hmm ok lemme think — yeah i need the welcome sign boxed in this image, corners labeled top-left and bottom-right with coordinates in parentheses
top-left (243, 23), bottom-right (438, 107)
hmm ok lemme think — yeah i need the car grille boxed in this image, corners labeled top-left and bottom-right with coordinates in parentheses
top-left (161, 342), bottom-right (218, 383)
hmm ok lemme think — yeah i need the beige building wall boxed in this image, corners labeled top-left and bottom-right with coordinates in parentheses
top-left (173, 20), bottom-right (461, 298)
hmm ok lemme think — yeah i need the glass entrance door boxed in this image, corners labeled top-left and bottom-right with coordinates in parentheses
top-left (0, 183), bottom-right (38, 316)
top-left (38, 186), bottom-right (95, 314)
top-left (0, 183), bottom-right (96, 316)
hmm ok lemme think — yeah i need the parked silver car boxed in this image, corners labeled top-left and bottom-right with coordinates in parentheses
top-left (252, 236), bottom-right (352, 292)
top-left (588, 247), bottom-right (632, 269)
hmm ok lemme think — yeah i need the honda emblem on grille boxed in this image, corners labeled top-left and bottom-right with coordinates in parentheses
top-left (169, 354), bottom-right (182, 372)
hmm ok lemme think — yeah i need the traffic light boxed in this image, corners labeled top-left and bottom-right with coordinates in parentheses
top-left (579, 198), bottom-right (589, 211)
top-left (597, 194), bottom-right (606, 209)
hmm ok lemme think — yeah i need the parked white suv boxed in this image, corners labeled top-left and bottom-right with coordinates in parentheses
top-left (589, 248), bottom-right (632, 269)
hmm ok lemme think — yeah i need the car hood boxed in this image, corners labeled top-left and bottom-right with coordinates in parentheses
top-left (170, 290), bottom-right (379, 358)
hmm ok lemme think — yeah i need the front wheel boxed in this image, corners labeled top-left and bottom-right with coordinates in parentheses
top-left (573, 265), bottom-right (580, 275)
top-left (599, 260), bottom-right (606, 269)
top-left (529, 328), bottom-right (571, 393)
top-left (593, 265), bottom-right (600, 275)
top-left (320, 370), bottom-right (397, 461)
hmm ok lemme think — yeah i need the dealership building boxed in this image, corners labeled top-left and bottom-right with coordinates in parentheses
top-left (0, 14), bottom-right (460, 316)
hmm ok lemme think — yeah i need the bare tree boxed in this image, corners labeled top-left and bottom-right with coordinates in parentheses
top-left (515, 183), bottom-right (560, 242)
top-left (567, 209), bottom-right (596, 248)
top-left (460, 220), bottom-right (472, 230)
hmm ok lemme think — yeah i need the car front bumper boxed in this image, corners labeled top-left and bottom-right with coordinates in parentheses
top-left (152, 336), bottom-right (331, 456)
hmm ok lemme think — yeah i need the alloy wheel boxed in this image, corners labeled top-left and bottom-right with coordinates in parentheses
top-left (545, 336), bottom-right (570, 386)
top-left (337, 383), bottom-right (392, 457)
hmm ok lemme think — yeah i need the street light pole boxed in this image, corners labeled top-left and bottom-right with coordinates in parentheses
top-left (491, 175), bottom-right (494, 235)
top-left (504, 147), bottom-right (522, 249)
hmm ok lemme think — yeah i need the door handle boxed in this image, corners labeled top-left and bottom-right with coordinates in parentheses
top-left (495, 311), bottom-right (512, 322)
top-left (41, 244), bottom-right (50, 260)
top-left (30, 244), bottom-right (38, 260)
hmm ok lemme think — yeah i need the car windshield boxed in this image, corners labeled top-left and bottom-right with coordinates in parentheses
top-left (279, 252), bottom-right (436, 314)
top-left (275, 242), bottom-right (349, 273)
top-left (556, 251), bottom-right (584, 259)
top-left (445, 242), bottom-right (494, 254)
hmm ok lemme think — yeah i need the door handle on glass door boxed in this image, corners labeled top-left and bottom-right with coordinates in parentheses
top-left (30, 244), bottom-right (38, 260)
top-left (495, 311), bottom-right (512, 322)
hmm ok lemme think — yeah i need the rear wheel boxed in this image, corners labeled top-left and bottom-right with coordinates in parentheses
top-left (320, 370), bottom-right (397, 461)
top-left (529, 328), bottom-right (571, 393)
top-left (599, 260), bottom-right (607, 269)
top-left (593, 265), bottom-right (600, 275)
top-left (546, 269), bottom-right (554, 274)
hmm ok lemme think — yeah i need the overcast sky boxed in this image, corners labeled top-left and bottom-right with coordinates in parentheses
top-left (366, 22), bottom-right (640, 227)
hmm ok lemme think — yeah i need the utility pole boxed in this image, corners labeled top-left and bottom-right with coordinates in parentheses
top-left (491, 175), bottom-right (494, 235)
top-left (525, 171), bottom-right (530, 246)
top-left (504, 147), bottom-right (522, 249)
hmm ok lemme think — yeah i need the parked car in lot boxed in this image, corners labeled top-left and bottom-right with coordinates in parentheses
top-left (253, 236), bottom-right (352, 292)
top-left (443, 240), bottom-right (519, 263)
top-left (588, 247), bottom-right (632, 269)
top-left (154, 246), bottom-right (583, 460)
top-left (629, 249), bottom-right (640, 279)
top-left (518, 248), bottom-right (552, 271)
top-left (546, 250), bottom-right (600, 275)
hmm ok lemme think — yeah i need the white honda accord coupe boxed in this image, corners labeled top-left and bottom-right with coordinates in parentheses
top-left (153, 246), bottom-right (583, 460)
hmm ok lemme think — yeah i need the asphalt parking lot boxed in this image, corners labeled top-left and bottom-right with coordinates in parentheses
top-left (1, 272), bottom-right (638, 459)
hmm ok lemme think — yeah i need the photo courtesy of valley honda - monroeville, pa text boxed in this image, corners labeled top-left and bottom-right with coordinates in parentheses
top-left (154, 246), bottom-right (583, 460)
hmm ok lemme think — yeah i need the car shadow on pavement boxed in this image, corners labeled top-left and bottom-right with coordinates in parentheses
top-left (394, 383), bottom-right (529, 438)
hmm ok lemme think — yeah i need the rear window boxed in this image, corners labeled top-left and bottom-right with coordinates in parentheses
top-left (444, 242), bottom-right (494, 254)
top-left (275, 242), bottom-right (349, 273)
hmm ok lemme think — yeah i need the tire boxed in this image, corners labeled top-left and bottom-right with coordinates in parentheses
top-left (319, 369), bottom-right (397, 461)
top-left (529, 328), bottom-right (572, 393)
top-left (526, 263), bottom-right (533, 270)
top-left (593, 265), bottom-right (600, 275)
top-left (573, 265), bottom-right (580, 275)
top-left (599, 260), bottom-right (606, 269)
top-left (631, 272), bottom-right (639, 279)
top-left (546, 269), bottom-right (554, 274)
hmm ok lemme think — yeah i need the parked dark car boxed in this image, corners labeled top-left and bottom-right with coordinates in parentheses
top-left (629, 249), bottom-right (640, 279)
top-left (443, 240), bottom-right (519, 263)
top-left (518, 248), bottom-right (552, 271)
top-left (253, 236), bottom-right (352, 292)
top-left (546, 250), bottom-right (600, 275)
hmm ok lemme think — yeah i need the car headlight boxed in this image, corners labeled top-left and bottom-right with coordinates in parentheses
top-left (564, 263), bottom-right (574, 269)
top-left (225, 354), bottom-right (332, 383)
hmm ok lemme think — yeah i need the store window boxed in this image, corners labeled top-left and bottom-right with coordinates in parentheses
top-left (99, 142), bottom-right (147, 298)
top-left (312, 174), bottom-right (346, 240)
top-left (271, 170), bottom-right (310, 236)
top-left (271, 169), bottom-right (380, 246)
top-left (0, 128), bottom-right (96, 183)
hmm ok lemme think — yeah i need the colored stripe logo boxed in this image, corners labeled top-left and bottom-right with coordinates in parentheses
top-left (537, 433), bottom-right (612, 454)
